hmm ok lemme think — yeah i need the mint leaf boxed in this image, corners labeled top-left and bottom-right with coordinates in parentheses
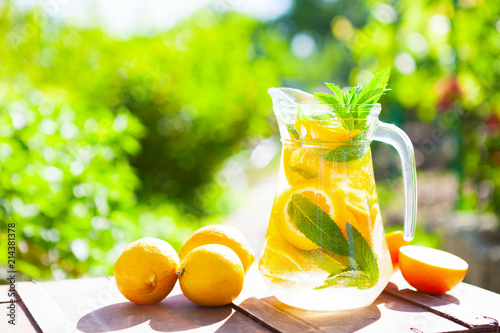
top-left (287, 193), bottom-right (379, 290)
top-left (343, 86), bottom-right (360, 105)
top-left (289, 166), bottom-right (317, 179)
top-left (314, 67), bottom-right (391, 134)
top-left (314, 270), bottom-right (374, 290)
top-left (313, 92), bottom-right (344, 118)
top-left (324, 82), bottom-right (344, 101)
top-left (286, 124), bottom-right (300, 140)
top-left (296, 106), bottom-right (309, 121)
top-left (353, 66), bottom-right (391, 105)
top-left (346, 222), bottom-right (379, 283)
top-left (287, 194), bottom-right (350, 256)
top-left (300, 249), bottom-right (345, 275)
top-left (355, 87), bottom-right (386, 105)
top-left (323, 144), bottom-right (368, 163)
top-left (313, 92), bottom-right (341, 106)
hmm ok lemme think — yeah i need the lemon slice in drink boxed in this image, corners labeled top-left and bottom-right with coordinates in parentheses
top-left (294, 120), bottom-right (360, 142)
top-left (282, 145), bottom-right (320, 185)
top-left (259, 235), bottom-right (313, 276)
top-left (274, 180), bottom-right (348, 250)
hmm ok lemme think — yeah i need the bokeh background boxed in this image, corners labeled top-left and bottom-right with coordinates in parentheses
top-left (1, 0), bottom-right (500, 291)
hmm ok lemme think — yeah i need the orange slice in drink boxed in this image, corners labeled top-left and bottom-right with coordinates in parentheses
top-left (274, 180), bottom-right (348, 250)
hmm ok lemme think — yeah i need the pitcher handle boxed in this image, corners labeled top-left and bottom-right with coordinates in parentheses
top-left (372, 121), bottom-right (417, 241)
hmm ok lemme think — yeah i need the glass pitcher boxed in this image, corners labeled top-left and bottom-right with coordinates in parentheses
top-left (258, 87), bottom-right (417, 311)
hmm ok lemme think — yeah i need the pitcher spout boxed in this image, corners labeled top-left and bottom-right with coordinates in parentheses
top-left (268, 87), bottom-right (318, 109)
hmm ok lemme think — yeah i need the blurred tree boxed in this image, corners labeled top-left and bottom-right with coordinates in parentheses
top-left (0, 4), bottom-right (286, 279)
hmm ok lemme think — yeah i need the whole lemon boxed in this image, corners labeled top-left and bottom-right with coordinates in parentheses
top-left (178, 244), bottom-right (244, 307)
top-left (114, 237), bottom-right (179, 304)
top-left (179, 225), bottom-right (255, 273)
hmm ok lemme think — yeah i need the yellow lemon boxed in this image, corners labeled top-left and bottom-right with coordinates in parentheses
top-left (178, 244), bottom-right (244, 307)
top-left (179, 225), bottom-right (255, 273)
top-left (114, 237), bottom-right (179, 305)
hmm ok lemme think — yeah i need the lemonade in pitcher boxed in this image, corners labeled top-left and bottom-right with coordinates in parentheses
top-left (259, 68), bottom-right (417, 311)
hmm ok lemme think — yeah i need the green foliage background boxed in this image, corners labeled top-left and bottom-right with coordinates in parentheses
top-left (0, 5), bottom-right (286, 280)
top-left (1, 0), bottom-right (500, 280)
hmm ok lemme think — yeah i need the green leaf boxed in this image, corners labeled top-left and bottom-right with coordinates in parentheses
top-left (287, 194), bottom-right (350, 256)
top-left (323, 144), bottom-right (368, 163)
top-left (311, 113), bottom-right (334, 121)
top-left (314, 92), bottom-right (340, 105)
top-left (300, 249), bottom-right (345, 275)
top-left (343, 86), bottom-right (360, 105)
top-left (313, 92), bottom-right (344, 115)
top-left (289, 166), bottom-right (317, 179)
top-left (355, 87), bottom-right (386, 105)
top-left (354, 67), bottom-right (391, 105)
top-left (324, 82), bottom-right (344, 101)
top-left (287, 193), bottom-right (379, 290)
top-left (345, 222), bottom-right (379, 283)
top-left (286, 124), bottom-right (300, 140)
top-left (313, 67), bottom-right (391, 133)
top-left (314, 270), bottom-right (374, 290)
top-left (296, 106), bottom-right (309, 121)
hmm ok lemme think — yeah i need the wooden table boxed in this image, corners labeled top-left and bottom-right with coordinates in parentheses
top-left (2, 267), bottom-right (499, 333)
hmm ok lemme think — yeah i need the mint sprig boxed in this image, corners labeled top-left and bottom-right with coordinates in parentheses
top-left (313, 67), bottom-right (391, 131)
top-left (287, 193), bottom-right (379, 290)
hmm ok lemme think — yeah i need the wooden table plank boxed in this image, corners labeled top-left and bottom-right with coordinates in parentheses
top-left (440, 281), bottom-right (500, 322)
top-left (235, 297), bottom-right (319, 333)
top-left (16, 281), bottom-right (73, 333)
top-left (258, 291), bottom-right (467, 333)
top-left (0, 301), bottom-right (42, 333)
top-left (0, 283), bottom-right (41, 333)
top-left (388, 270), bottom-right (500, 331)
top-left (234, 266), bottom-right (496, 333)
top-left (8, 265), bottom-right (500, 333)
top-left (15, 275), bottom-right (272, 333)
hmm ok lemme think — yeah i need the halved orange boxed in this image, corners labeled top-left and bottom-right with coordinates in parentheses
top-left (273, 180), bottom-right (348, 250)
top-left (399, 245), bottom-right (468, 294)
top-left (385, 230), bottom-right (410, 268)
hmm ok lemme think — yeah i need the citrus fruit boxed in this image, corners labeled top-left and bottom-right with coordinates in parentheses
top-left (274, 180), bottom-right (348, 250)
top-left (370, 203), bottom-right (380, 226)
top-left (178, 244), bottom-right (245, 307)
top-left (294, 120), bottom-right (360, 142)
top-left (282, 145), bottom-right (322, 184)
top-left (114, 237), bottom-right (180, 305)
top-left (179, 225), bottom-right (255, 273)
top-left (259, 235), bottom-right (313, 277)
top-left (345, 188), bottom-right (371, 223)
top-left (385, 230), bottom-right (410, 268)
top-left (399, 245), bottom-right (468, 294)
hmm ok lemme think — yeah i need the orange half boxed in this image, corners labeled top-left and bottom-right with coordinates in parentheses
top-left (385, 230), bottom-right (410, 268)
top-left (399, 245), bottom-right (468, 295)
